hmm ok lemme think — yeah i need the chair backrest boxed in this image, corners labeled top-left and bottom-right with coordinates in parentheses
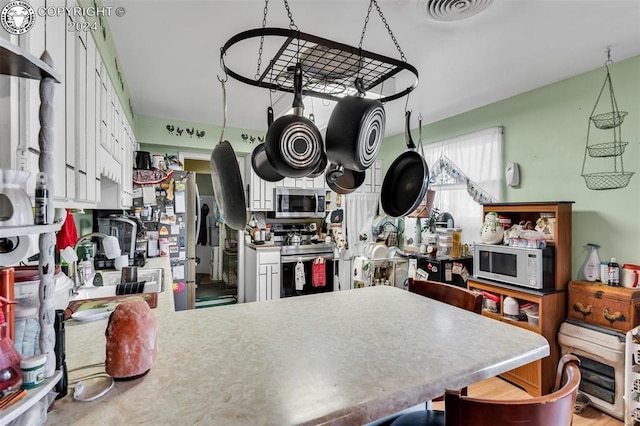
top-left (443, 354), bottom-right (581, 426)
top-left (408, 278), bottom-right (483, 314)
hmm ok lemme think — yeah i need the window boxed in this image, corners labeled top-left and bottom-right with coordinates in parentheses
top-left (422, 126), bottom-right (503, 244)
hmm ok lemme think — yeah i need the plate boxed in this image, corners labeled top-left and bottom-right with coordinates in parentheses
top-left (72, 308), bottom-right (113, 322)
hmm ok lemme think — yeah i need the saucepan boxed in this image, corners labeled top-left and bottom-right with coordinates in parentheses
top-left (251, 107), bottom-right (284, 182)
top-left (380, 111), bottom-right (430, 217)
top-left (325, 78), bottom-right (386, 172)
top-left (265, 63), bottom-right (323, 178)
top-left (325, 164), bottom-right (366, 195)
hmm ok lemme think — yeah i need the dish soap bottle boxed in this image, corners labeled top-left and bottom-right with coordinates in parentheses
top-left (583, 243), bottom-right (601, 282)
top-left (0, 297), bottom-right (22, 398)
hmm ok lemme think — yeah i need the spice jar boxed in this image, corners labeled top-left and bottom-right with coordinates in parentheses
top-left (426, 234), bottom-right (438, 259)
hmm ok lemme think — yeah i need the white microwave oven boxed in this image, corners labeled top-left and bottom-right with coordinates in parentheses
top-left (274, 188), bottom-right (326, 218)
top-left (473, 243), bottom-right (555, 290)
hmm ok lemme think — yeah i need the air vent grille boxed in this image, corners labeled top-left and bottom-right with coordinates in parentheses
top-left (420, 0), bottom-right (494, 22)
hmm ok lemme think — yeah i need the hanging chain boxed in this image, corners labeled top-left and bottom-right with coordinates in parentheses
top-left (255, 0), bottom-right (270, 80)
top-left (358, 0), bottom-right (406, 62)
top-left (255, 0), bottom-right (298, 80)
top-left (282, 0), bottom-right (298, 30)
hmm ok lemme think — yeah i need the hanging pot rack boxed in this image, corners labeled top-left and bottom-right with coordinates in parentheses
top-left (220, 0), bottom-right (419, 103)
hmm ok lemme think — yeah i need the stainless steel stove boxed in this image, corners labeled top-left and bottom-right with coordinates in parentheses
top-left (279, 241), bottom-right (334, 257)
top-left (269, 220), bottom-right (336, 297)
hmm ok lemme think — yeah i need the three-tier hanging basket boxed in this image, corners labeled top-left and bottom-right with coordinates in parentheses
top-left (581, 50), bottom-right (635, 190)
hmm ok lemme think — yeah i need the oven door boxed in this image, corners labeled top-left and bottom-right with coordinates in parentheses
top-left (281, 254), bottom-right (334, 297)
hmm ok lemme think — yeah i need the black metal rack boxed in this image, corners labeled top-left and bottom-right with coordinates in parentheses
top-left (220, 27), bottom-right (419, 103)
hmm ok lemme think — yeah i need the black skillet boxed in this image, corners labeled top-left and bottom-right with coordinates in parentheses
top-left (210, 78), bottom-right (247, 230)
top-left (380, 110), bottom-right (430, 217)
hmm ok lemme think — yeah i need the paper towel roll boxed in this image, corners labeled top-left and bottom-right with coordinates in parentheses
top-left (0, 235), bottom-right (31, 265)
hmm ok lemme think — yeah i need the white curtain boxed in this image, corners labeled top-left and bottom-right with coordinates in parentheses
top-left (422, 126), bottom-right (503, 244)
top-left (345, 193), bottom-right (380, 256)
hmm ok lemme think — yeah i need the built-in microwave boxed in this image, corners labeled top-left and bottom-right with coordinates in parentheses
top-left (274, 188), bottom-right (325, 218)
top-left (473, 243), bottom-right (555, 290)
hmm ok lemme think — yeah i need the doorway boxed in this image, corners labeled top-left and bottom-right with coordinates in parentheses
top-left (179, 151), bottom-right (244, 306)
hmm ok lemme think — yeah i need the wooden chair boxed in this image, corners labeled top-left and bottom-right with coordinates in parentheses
top-left (408, 278), bottom-right (483, 315)
top-left (389, 354), bottom-right (581, 426)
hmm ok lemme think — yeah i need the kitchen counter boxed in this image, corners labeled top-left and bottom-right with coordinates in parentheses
top-left (46, 263), bottom-right (549, 425)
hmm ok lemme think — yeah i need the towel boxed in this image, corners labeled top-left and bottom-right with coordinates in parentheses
top-left (312, 257), bottom-right (326, 287)
top-left (56, 209), bottom-right (78, 251)
top-left (295, 260), bottom-right (305, 291)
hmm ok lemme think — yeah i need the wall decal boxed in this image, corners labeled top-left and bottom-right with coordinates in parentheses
top-left (166, 124), bottom-right (206, 139)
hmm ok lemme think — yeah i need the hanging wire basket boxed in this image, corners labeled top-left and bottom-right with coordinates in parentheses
top-left (581, 50), bottom-right (635, 191)
top-left (590, 111), bottom-right (628, 129)
top-left (582, 171), bottom-right (634, 190)
top-left (586, 141), bottom-right (629, 158)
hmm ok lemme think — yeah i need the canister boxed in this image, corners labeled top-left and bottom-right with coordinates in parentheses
top-left (20, 354), bottom-right (46, 389)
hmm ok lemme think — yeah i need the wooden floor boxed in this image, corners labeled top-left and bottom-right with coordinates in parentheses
top-left (430, 377), bottom-right (624, 426)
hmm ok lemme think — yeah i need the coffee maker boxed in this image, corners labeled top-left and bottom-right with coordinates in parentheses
top-left (98, 216), bottom-right (137, 264)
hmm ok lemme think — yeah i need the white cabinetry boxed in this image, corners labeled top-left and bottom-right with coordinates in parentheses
top-left (355, 159), bottom-right (383, 194)
top-left (245, 160), bottom-right (276, 211)
top-left (245, 247), bottom-right (281, 302)
top-left (1, 0), bottom-right (133, 209)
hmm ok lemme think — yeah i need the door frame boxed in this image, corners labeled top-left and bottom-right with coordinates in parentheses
top-left (178, 151), bottom-right (245, 303)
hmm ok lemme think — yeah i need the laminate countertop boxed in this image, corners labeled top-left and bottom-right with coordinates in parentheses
top-left (46, 258), bottom-right (549, 425)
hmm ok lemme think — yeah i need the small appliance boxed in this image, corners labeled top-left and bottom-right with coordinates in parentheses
top-left (98, 216), bottom-right (138, 263)
top-left (274, 188), bottom-right (325, 218)
top-left (473, 243), bottom-right (555, 290)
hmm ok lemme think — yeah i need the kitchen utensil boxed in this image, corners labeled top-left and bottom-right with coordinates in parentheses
top-left (210, 77), bottom-right (248, 231)
top-left (0, 169), bottom-right (34, 228)
top-left (380, 111), bottom-right (430, 217)
top-left (325, 78), bottom-right (386, 172)
top-left (251, 107), bottom-right (284, 182)
top-left (306, 151), bottom-right (328, 179)
top-left (325, 163), bottom-right (366, 194)
top-left (265, 63), bottom-right (323, 178)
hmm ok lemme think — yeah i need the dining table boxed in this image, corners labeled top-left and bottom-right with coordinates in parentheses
top-left (45, 261), bottom-right (549, 426)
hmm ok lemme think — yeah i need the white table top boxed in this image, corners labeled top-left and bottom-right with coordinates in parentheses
top-left (46, 269), bottom-right (549, 426)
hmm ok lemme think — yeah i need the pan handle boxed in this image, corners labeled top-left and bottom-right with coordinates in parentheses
top-left (292, 62), bottom-right (304, 113)
top-left (267, 106), bottom-right (274, 127)
top-left (405, 110), bottom-right (416, 150)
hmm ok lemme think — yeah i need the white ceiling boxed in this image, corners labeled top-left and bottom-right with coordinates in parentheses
top-left (107, 0), bottom-right (640, 137)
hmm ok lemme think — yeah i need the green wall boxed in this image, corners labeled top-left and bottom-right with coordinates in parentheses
top-left (379, 55), bottom-right (640, 278)
top-left (135, 115), bottom-right (263, 158)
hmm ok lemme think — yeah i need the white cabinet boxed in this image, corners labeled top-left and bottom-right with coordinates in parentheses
top-left (356, 159), bottom-right (383, 194)
top-left (275, 175), bottom-right (327, 190)
top-left (245, 247), bottom-right (281, 302)
top-left (245, 160), bottom-right (276, 211)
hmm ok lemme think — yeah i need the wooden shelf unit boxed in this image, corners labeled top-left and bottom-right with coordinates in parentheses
top-left (469, 278), bottom-right (566, 396)
top-left (481, 201), bottom-right (573, 290)
top-left (470, 201), bottom-right (573, 396)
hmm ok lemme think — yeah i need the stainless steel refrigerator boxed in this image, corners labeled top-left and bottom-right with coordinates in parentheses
top-left (154, 170), bottom-right (198, 311)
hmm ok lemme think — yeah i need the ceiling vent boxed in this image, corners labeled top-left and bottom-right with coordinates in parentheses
top-left (419, 0), bottom-right (494, 23)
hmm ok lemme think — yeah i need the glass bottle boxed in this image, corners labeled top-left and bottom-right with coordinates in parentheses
top-left (0, 297), bottom-right (22, 398)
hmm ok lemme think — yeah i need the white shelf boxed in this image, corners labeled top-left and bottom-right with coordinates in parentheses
top-left (0, 37), bottom-right (61, 82)
top-left (0, 223), bottom-right (62, 239)
top-left (0, 370), bottom-right (62, 426)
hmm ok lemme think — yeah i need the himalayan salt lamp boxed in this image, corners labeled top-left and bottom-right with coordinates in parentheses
top-left (105, 300), bottom-right (157, 380)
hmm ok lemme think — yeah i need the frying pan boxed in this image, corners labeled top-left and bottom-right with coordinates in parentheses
top-left (325, 78), bottom-right (386, 172)
top-left (380, 111), bottom-right (430, 217)
top-left (251, 107), bottom-right (284, 182)
top-left (210, 78), bottom-right (247, 230)
top-left (265, 63), bottom-right (323, 178)
top-left (325, 163), bottom-right (366, 195)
